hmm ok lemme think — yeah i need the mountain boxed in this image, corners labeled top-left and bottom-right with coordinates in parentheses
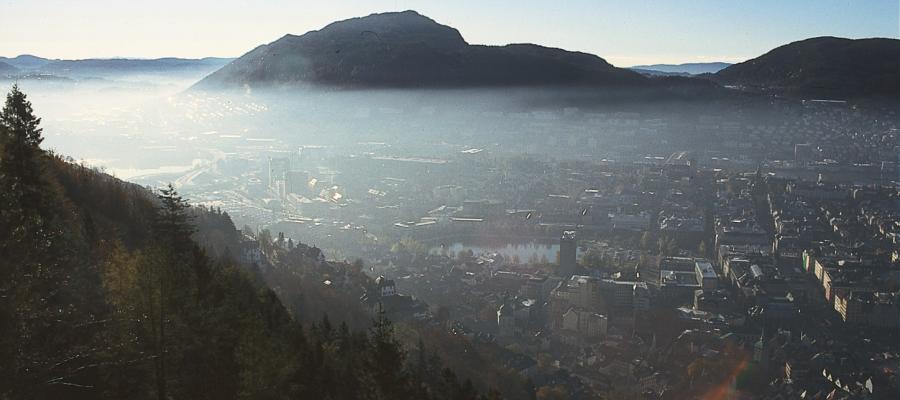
top-left (0, 61), bottom-right (19, 76)
top-left (0, 55), bottom-right (233, 80)
top-left (714, 37), bottom-right (900, 99)
top-left (37, 57), bottom-right (233, 77)
top-left (0, 54), bottom-right (52, 70)
top-left (630, 62), bottom-right (731, 76)
top-left (195, 10), bottom-right (648, 89)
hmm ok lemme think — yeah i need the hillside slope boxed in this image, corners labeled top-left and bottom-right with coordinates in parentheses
top-left (714, 36), bottom-right (900, 99)
top-left (0, 86), bottom-right (497, 400)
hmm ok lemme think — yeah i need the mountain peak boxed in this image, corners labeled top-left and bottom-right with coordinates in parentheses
top-left (303, 10), bottom-right (468, 49)
top-left (194, 11), bottom-right (646, 89)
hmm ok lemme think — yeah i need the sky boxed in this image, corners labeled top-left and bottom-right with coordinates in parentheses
top-left (1, 0), bottom-right (897, 66)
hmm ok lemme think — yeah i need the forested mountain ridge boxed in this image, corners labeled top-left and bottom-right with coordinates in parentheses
top-left (0, 85), bottom-right (500, 400)
top-left (713, 36), bottom-right (900, 99)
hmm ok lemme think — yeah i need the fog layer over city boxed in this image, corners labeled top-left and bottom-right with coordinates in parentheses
top-left (7, 71), bottom-right (895, 266)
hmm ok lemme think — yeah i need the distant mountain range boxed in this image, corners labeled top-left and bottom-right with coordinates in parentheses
top-left (0, 54), bottom-right (52, 70)
top-left (630, 62), bottom-right (731, 76)
top-left (713, 37), bottom-right (900, 99)
top-left (0, 55), bottom-right (233, 80)
top-left (195, 10), bottom-right (653, 90)
top-left (7, 13), bottom-right (900, 100)
top-left (194, 11), bottom-right (900, 100)
top-left (0, 61), bottom-right (19, 76)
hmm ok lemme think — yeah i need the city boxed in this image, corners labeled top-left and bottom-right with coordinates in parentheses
top-left (1, 2), bottom-right (898, 399)
top-left (153, 97), bottom-right (899, 398)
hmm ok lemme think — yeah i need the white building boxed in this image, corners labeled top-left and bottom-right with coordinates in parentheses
top-left (694, 259), bottom-right (718, 290)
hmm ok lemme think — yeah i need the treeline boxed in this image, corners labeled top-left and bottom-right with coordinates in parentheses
top-left (0, 85), bottom-right (496, 400)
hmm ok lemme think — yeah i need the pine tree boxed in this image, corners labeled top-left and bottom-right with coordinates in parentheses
top-left (0, 84), bottom-right (49, 233)
top-left (367, 309), bottom-right (409, 399)
top-left (0, 84), bottom-right (42, 144)
top-left (0, 85), bottom-right (52, 396)
top-left (0, 84), bottom-right (45, 202)
top-left (150, 184), bottom-right (195, 400)
top-left (155, 183), bottom-right (194, 250)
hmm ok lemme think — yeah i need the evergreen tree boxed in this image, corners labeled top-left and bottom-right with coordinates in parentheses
top-left (151, 184), bottom-right (195, 400)
top-left (155, 183), bottom-right (194, 251)
top-left (366, 309), bottom-right (410, 399)
top-left (1, 85), bottom-right (54, 397)
top-left (0, 85), bottom-right (105, 399)
top-left (0, 84), bottom-right (50, 236)
top-left (0, 84), bottom-right (44, 191)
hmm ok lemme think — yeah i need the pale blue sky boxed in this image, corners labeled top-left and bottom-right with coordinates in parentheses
top-left (0, 0), bottom-right (897, 66)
